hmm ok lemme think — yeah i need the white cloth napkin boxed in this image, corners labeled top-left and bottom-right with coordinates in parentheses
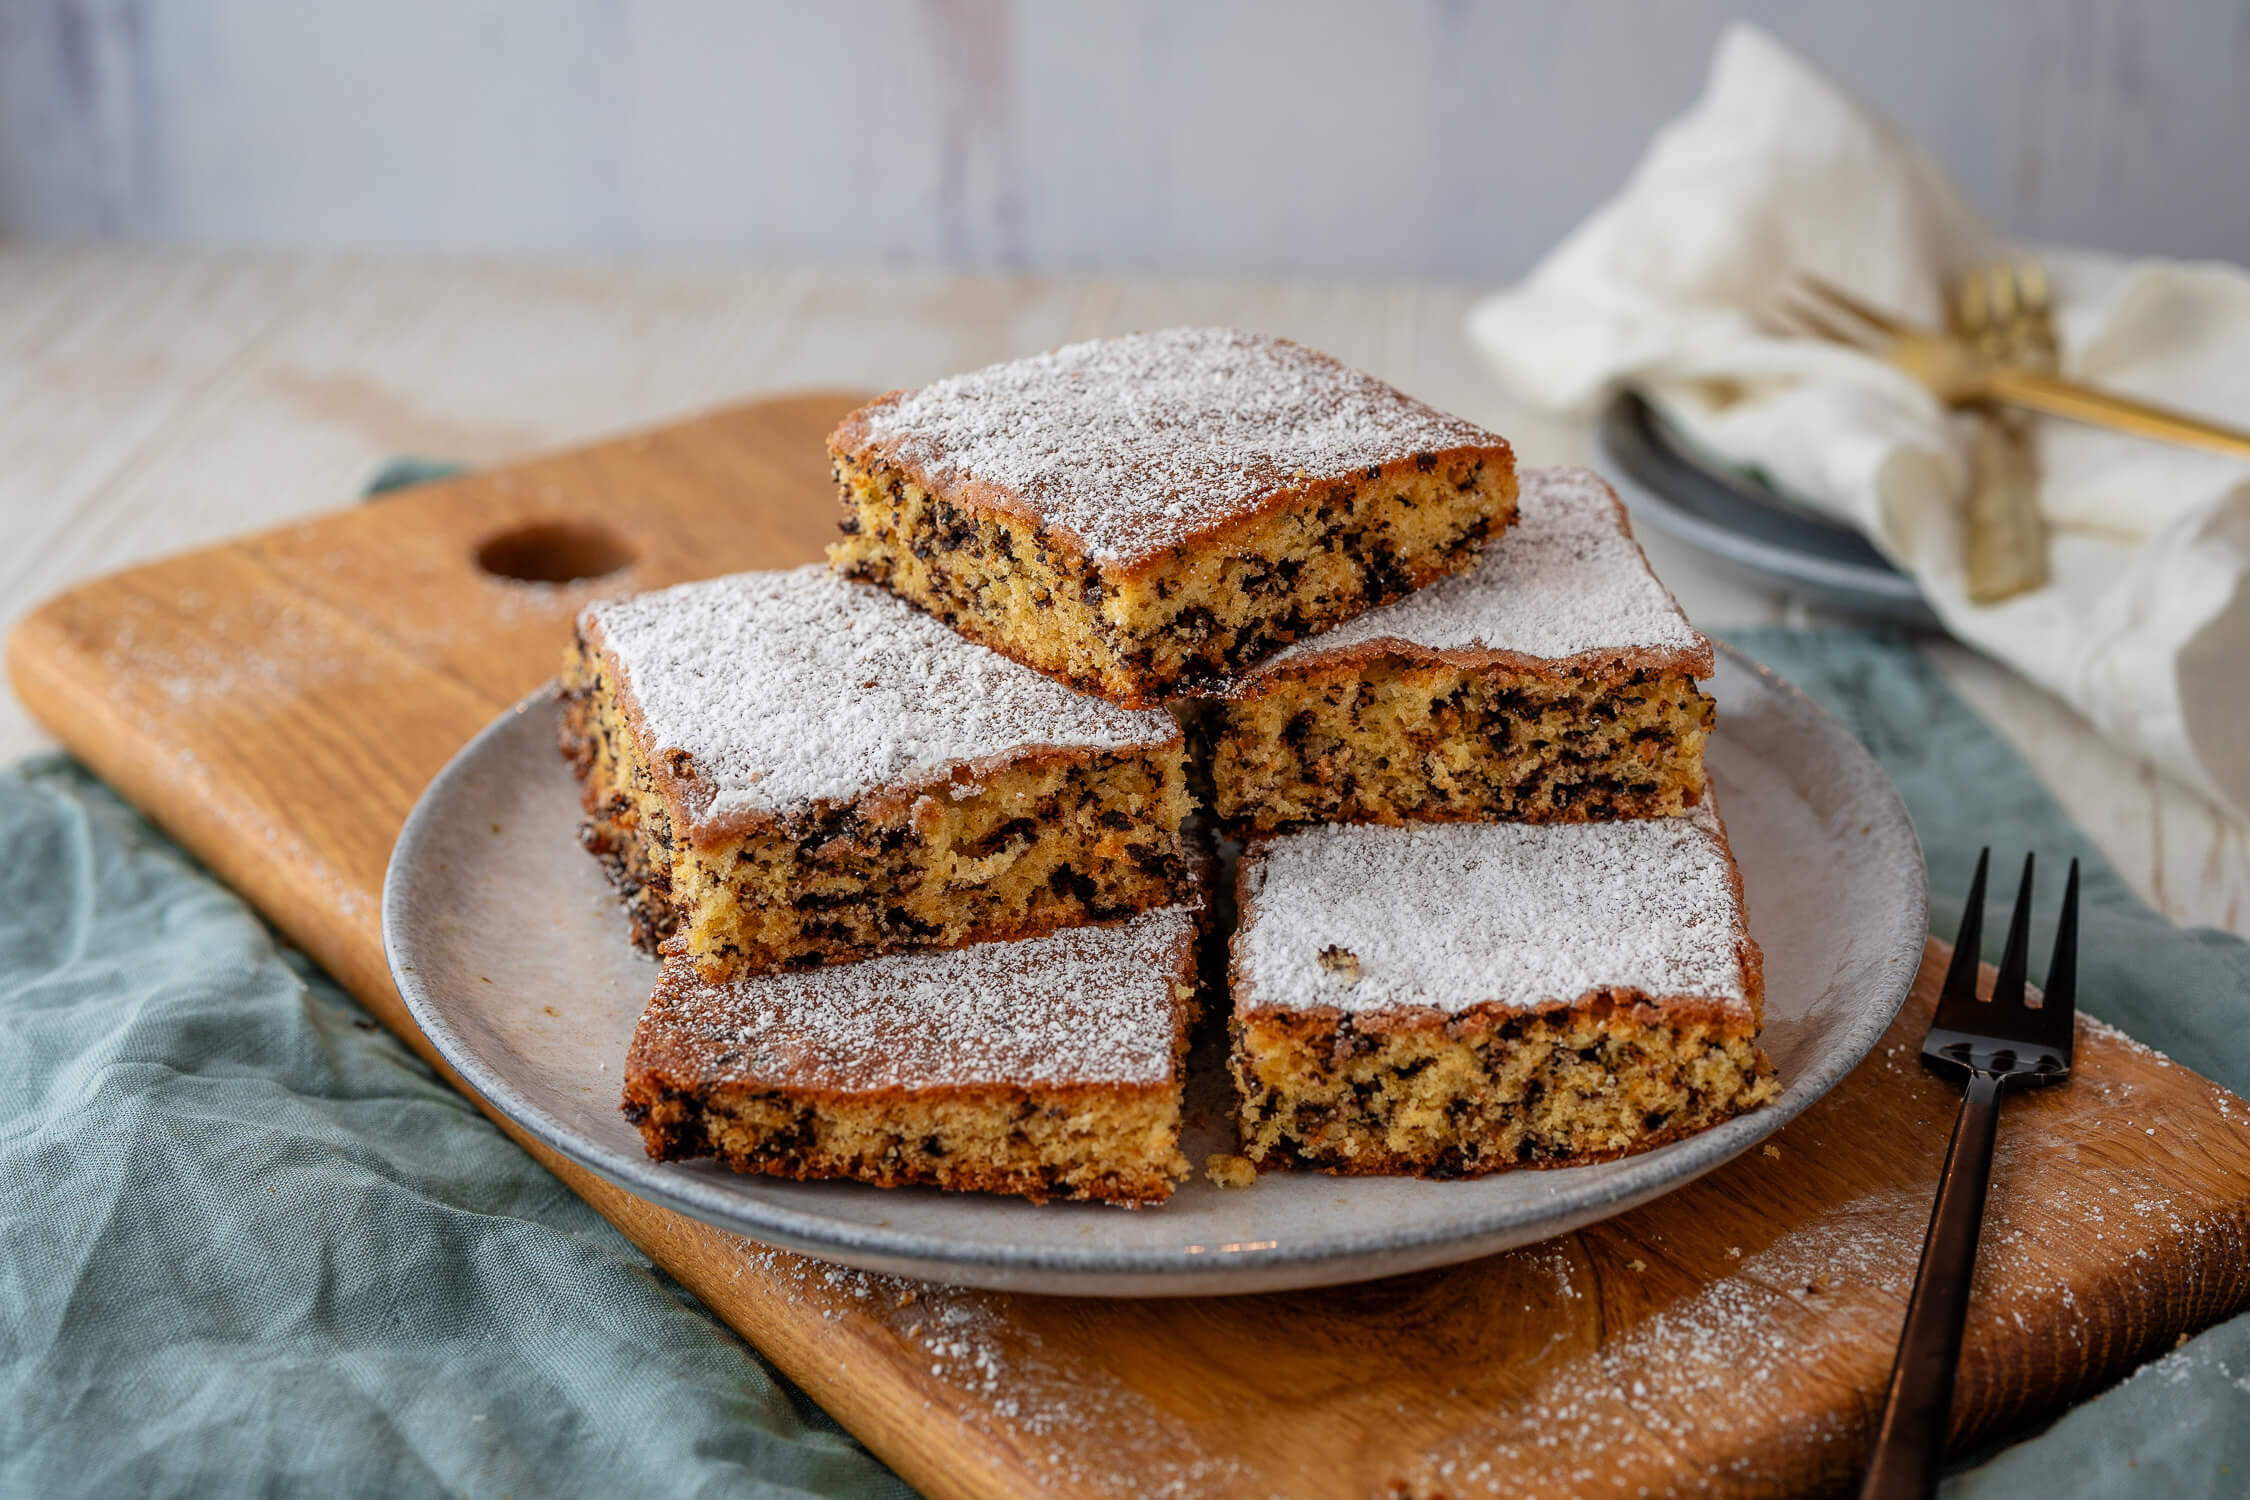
top-left (1466, 23), bottom-right (2250, 819)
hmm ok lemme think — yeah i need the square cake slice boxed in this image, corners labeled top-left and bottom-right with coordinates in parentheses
top-left (622, 900), bottom-right (1205, 1203)
top-left (1228, 799), bottom-right (1776, 1176)
top-left (827, 327), bottom-right (1518, 707)
top-left (1189, 466), bottom-right (1715, 834)
top-left (560, 565), bottom-right (1192, 979)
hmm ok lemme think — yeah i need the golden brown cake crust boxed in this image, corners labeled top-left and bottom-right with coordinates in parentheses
top-left (827, 330), bottom-right (1515, 579)
top-left (622, 901), bottom-right (1207, 1204)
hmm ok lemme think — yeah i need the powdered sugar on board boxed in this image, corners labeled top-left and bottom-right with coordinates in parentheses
top-left (724, 1247), bottom-right (1258, 1496)
top-left (635, 904), bottom-right (1199, 1091)
top-left (1241, 465), bottom-right (1707, 681)
top-left (585, 566), bottom-right (1174, 832)
top-left (1234, 801), bottom-right (1751, 1018)
top-left (837, 327), bottom-right (1507, 565)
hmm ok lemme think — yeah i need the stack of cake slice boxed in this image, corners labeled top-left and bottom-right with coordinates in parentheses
top-left (560, 568), bottom-right (1206, 1202)
top-left (1199, 465), bottom-right (1776, 1175)
top-left (561, 326), bottom-right (1774, 1205)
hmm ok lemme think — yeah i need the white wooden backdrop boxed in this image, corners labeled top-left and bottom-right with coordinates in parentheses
top-left (3, 1), bottom-right (2247, 275)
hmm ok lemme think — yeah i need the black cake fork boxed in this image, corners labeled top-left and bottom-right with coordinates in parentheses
top-left (1859, 850), bottom-right (2080, 1500)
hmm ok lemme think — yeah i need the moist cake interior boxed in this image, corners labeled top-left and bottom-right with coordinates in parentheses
top-left (1188, 659), bottom-right (1712, 832)
top-left (1232, 1001), bottom-right (1774, 1175)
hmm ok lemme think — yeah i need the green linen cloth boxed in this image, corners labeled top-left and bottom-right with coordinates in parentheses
top-left (2, 619), bottom-right (2245, 1496)
top-left (0, 753), bottom-right (915, 1500)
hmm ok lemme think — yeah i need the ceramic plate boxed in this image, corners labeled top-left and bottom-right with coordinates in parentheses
top-left (383, 645), bottom-right (1925, 1296)
top-left (1595, 391), bottom-right (1942, 629)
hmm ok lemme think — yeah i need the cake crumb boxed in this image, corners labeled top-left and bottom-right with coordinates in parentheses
top-left (1726, 1246), bottom-right (1742, 1259)
top-left (1205, 1154), bottom-right (1259, 1189)
top-left (1763, 1144), bottom-right (1782, 1159)
top-left (1627, 1258), bottom-right (1648, 1273)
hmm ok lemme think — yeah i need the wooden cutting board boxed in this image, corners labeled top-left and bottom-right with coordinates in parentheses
top-left (11, 391), bottom-right (2250, 1499)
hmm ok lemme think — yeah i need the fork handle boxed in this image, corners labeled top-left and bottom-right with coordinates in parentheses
top-left (1978, 366), bottom-right (2250, 461)
top-left (1860, 1071), bottom-right (2004, 1500)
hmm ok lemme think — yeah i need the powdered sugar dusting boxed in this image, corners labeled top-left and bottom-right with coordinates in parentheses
top-left (637, 903), bottom-right (1198, 1091)
top-left (1244, 466), bottom-right (1705, 679)
top-left (720, 1246), bottom-right (1257, 1495)
top-left (1408, 1193), bottom-right (1923, 1494)
top-left (1235, 802), bottom-right (1750, 1017)
top-left (840, 327), bottom-right (1506, 564)
top-left (585, 566), bottom-right (1173, 832)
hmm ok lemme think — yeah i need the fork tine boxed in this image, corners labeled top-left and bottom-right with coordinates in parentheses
top-left (1986, 263), bottom-right (2019, 323)
top-left (2038, 858), bottom-right (2081, 1056)
top-left (1984, 264), bottom-right (2024, 363)
top-left (2017, 260), bottom-right (2050, 317)
top-left (1933, 848), bottom-right (1991, 1029)
top-left (2013, 259), bottom-right (2058, 366)
top-left (1956, 275), bottom-right (1987, 336)
top-left (1992, 853), bottom-right (2036, 1020)
top-left (1769, 285), bottom-right (1883, 350)
top-left (1793, 273), bottom-right (1908, 337)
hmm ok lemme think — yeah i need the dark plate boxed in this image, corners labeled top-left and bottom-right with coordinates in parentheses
top-left (1595, 390), bottom-right (1941, 628)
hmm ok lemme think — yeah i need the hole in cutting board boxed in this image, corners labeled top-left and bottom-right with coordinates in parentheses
top-left (475, 521), bottom-right (635, 584)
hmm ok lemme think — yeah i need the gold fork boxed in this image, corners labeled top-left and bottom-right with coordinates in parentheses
top-left (1770, 273), bottom-right (2250, 461)
top-left (1953, 262), bottom-right (2051, 603)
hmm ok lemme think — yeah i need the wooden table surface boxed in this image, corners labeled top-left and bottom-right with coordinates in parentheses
top-left (2, 242), bottom-right (2244, 940)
